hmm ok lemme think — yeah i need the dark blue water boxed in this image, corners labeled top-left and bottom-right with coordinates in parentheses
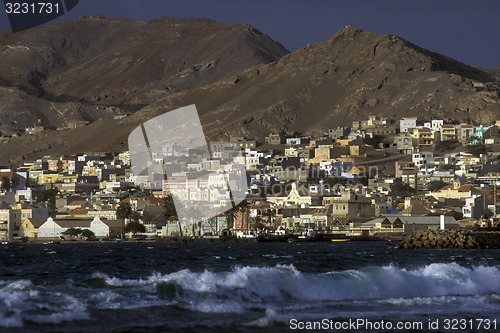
top-left (1, 242), bottom-right (499, 332)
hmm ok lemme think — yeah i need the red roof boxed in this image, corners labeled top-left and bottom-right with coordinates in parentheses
top-left (0, 172), bottom-right (25, 180)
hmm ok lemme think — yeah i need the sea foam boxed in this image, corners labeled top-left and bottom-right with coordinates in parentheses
top-left (0, 280), bottom-right (89, 328)
top-left (91, 262), bottom-right (500, 306)
top-left (2, 262), bottom-right (499, 327)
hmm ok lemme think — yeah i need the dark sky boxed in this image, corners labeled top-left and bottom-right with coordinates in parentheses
top-left (1, 0), bottom-right (499, 68)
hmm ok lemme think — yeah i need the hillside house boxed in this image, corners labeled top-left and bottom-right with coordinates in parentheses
top-left (458, 124), bottom-right (475, 144)
top-left (441, 124), bottom-right (457, 141)
top-left (265, 133), bottom-right (285, 145)
top-left (393, 132), bottom-right (414, 154)
top-left (410, 128), bottom-right (436, 149)
top-left (0, 171), bottom-right (26, 192)
top-left (323, 191), bottom-right (373, 219)
top-left (429, 183), bottom-right (483, 200)
top-left (400, 118), bottom-right (417, 133)
top-left (329, 127), bottom-right (351, 140)
top-left (462, 195), bottom-right (488, 219)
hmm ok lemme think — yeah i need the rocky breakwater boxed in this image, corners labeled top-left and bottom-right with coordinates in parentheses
top-left (399, 229), bottom-right (500, 249)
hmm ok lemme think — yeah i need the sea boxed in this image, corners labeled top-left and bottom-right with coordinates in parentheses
top-left (0, 241), bottom-right (499, 333)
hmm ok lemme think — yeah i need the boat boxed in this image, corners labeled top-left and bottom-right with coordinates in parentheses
top-left (43, 240), bottom-right (61, 244)
top-left (331, 238), bottom-right (351, 242)
top-left (287, 229), bottom-right (319, 242)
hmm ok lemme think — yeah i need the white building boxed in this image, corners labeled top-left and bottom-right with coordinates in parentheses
top-left (38, 217), bottom-right (122, 238)
top-left (286, 138), bottom-right (302, 145)
top-left (423, 120), bottom-right (444, 132)
top-left (400, 118), bottom-right (417, 133)
top-left (462, 195), bottom-right (487, 219)
top-left (244, 149), bottom-right (261, 170)
top-left (412, 151), bottom-right (434, 171)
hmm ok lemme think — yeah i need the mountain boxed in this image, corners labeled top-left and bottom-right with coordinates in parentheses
top-left (0, 22), bottom-right (499, 165)
top-left (0, 16), bottom-right (289, 135)
top-left (155, 25), bottom-right (499, 139)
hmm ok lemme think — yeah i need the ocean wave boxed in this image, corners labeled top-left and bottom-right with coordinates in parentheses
top-left (25, 295), bottom-right (89, 324)
top-left (379, 294), bottom-right (500, 307)
top-left (88, 262), bottom-right (500, 308)
top-left (244, 308), bottom-right (281, 327)
top-left (0, 281), bottom-right (38, 328)
top-left (0, 281), bottom-right (88, 328)
top-left (1, 262), bottom-right (499, 328)
top-left (88, 289), bottom-right (171, 310)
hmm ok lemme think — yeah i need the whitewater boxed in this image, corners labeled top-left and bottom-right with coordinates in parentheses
top-left (0, 241), bottom-right (499, 332)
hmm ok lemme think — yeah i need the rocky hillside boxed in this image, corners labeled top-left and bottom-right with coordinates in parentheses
top-left (153, 25), bottom-right (498, 139)
top-left (0, 16), bottom-right (289, 135)
top-left (0, 22), bottom-right (499, 165)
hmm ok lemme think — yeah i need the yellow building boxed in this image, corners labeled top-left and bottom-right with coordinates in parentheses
top-left (309, 145), bottom-right (334, 164)
top-left (410, 128), bottom-right (435, 147)
top-left (429, 183), bottom-right (483, 200)
top-left (19, 218), bottom-right (46, 239)
top-left (441, 124), bottom-right (457, 141)
top-left (40, 173), bottom-right (62, 185)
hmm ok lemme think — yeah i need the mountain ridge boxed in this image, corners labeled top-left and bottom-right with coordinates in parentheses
top-left (135, 25), bottom-right (499, 138)
top-left (0, 16), bottom-right (289, 104)
top-left (0, 20), bottom-right (499, 165)
top-left (0, 16), bottom-right (289, 136)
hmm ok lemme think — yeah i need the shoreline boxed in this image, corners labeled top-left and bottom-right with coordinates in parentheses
top-left (5, 231), bottom-right (500, 247)
top-left (3, 234), bottom-right (395, 245)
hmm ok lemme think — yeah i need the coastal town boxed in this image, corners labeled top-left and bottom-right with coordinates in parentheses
top-left (1, 115), bottom-right (499, 243)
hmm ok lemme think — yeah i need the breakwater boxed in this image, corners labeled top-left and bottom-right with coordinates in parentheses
top-left (399, 229), bottom-right (500, 249)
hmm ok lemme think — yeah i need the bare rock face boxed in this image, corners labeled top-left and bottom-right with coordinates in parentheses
top-left (137, 25), bottom-right (499, 140)
top-left (0, 17), bottom-right (288, 103)
top-left (0, 21), bottom-right (499, 164)
top-left (0, 17), bottom-right (289, 136)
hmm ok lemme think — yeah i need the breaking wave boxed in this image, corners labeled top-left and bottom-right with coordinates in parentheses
top-left (0, 280), bottom-right (88, 328)
top-left (1, 263), bottom-right (499, 328)
top-left (90, 263), bottom-right (500, 303)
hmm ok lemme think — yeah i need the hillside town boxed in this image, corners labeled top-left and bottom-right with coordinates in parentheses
top-left (1, 116), bottom-right (499, 243)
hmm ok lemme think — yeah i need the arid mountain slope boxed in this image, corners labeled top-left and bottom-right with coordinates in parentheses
top-left (0, 17), bottom-right (288, 143)
top-left (0, 16), bottom-right (289, 135)
top-left (152, 26), bottom-right (498, 139)
top-left (0, 24), bottom-right (499, 165)
top-left (0, 16), bottom-right (289, 104)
